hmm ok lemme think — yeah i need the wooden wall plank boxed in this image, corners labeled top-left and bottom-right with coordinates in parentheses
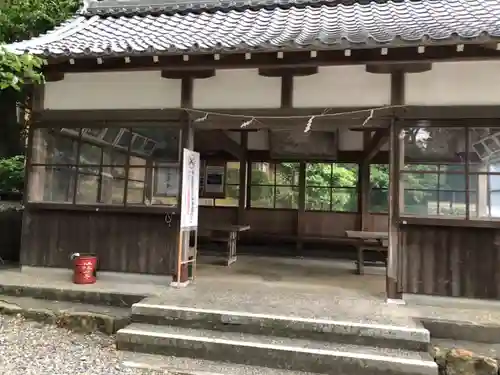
top-left (402, 224), bottom-right (500, 299)
top-left (21, 209), bottom-right (177, 275)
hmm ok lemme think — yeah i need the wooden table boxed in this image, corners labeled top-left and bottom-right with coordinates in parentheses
top-left (345, 231), bottom-right (389, 275)
top-left (202, 224), bottom-right (250, 266)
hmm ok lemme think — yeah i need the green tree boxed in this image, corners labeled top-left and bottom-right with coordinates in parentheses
top-left (0, 0), bottom-right (78, 192)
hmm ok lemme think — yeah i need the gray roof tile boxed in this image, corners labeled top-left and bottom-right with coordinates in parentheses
top-left (8, 0), bottom-right (500, 58)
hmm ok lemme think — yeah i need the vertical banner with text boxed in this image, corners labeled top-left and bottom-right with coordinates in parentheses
top-left (180, 148), bottom-right (200, 229)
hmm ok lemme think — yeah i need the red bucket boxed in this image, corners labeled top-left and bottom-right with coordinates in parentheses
top-left (72, 254), bottom-right (97, 284)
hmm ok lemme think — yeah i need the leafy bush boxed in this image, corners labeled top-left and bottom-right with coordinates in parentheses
top-left (0, 155), bottom-right (24, 193)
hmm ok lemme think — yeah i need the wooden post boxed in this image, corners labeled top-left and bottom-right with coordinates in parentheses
top-left (387, 70), bottom-right (404, 300)
top-left (237, 132), bottom-right (248, 225)
top-left (174, 77), bottom-right (194, 285)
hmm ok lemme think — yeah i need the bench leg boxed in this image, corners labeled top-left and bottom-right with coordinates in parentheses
top-left (356, 246), bottom-right (365, 275)
top-left (226, 232), bottom-right (238, 266)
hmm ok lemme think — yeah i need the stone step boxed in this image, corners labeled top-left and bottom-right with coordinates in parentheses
top-left (0, 295), bottom-right (130, 334)
top-left (121, 352), bottom-right (320, 375)
top-left (116, 323), bottom-right (438, 375)
top-left (131, 302), bottom-right (430, 351)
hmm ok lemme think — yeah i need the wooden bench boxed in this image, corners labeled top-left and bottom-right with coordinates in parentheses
top-left (345, 231), bottom-right (389, 275)
top-left (200, 224), bottom-right (251, 266)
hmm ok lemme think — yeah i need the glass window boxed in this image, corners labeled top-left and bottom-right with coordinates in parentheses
top-left (305, 163), bottom-right (358, 212)
top-left (370, 164), bottom-right (388, 213)
top-left (250, 162), bottom-right (299, 209)
top-left (27, 126), bottom-right (182, 208)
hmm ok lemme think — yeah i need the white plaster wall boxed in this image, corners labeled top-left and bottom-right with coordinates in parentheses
top-left (406, 61), bottom-right (500, 106)
top-left (193, 69), bottom-right (281, 109)
top-left (248, 130), bottom-right (269, 150)
top-left (339, 129), bottom-right (363, 151)
top-left (44, 71), bottom-right (181, 110)
top-left (293, 66), bottom-right (391, 108)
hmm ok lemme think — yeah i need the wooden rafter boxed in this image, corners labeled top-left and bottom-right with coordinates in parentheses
top-left (363, 128), bottom-right (389, 162)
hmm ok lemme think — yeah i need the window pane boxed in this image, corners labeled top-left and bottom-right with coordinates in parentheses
top-left (469, 173), bottom-right (500, 219)
top-left (403, 127), bottom-right (465, 164)
top-left (306, 164), bottom-right (331, 186)
top-left (79, 143), bottom-right (102, 166)
top-left (134, 127), bottom-right (180, 161)
top-left (215, 185), bottom-right (239, 207)
top-left (75, 172), bottom-right (99, 204)
top-left (251, 162), bottom-right (273, 185)
top-left (370, 164), bottom-right (389, 190)
top-left (469, 127), bottom-right (500, 165)
top-left (331, 164), bottom-right (358, 188)
top-left (403, 164), bottom-right (438, 172)
top-left (153, 166), bottom-right (178, 198)
top-left (439, 173), bottom-right (466, 191)
top-left (276, 163), bottom-right (299, 185)
top-left (102, 148), bottom-right (127, 166)
top-left (226, 162), bottom-right (240, 185)
top-left (438, 190), bottom-right (466, 217)
top-left (127, 180), bottom-right (144, 204)
top-left (102, 128), bottom-right (121, 144)
top-left (250, 185), bottom-right (274, 208)
top-left (402, 172), bottom-right (438, 190)
top-left (130, 155), bottom-right (147, 166)
top-left (100, 166), bottom-right (125, 204)
top-left (370, 188), bottom-right (388, 213)
top-left (275, 186), bottom-right (298, 209)
top-left (403, 190), bottom-right (438, 216)
top-left (28, 166), bottom-right (75, 203)
top-left (116, 129), bottom-right (132, 149)
top-left (306, 186), bottom-right (330, 211)
top-left (332, 188), bottom-right (357, 212)
top-left (32, 129), bottom-right (78, 164)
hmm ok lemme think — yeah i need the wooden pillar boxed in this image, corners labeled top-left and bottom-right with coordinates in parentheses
top-left (237, 132), bottom-right (248, 224)
top-left (387, 70), bottom-right (405, 300)
top-left (173, 77), bottom-right (194, 284)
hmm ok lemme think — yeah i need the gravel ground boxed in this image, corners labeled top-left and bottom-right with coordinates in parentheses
top-left (0, 315), bottom-right (163, 375)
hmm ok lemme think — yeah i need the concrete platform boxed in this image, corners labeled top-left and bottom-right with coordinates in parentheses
top-left (116, 323), bottom-right (437, 375)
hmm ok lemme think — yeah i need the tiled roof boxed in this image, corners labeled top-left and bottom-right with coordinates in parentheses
top-left (7, 0), bottom-right (500, 58)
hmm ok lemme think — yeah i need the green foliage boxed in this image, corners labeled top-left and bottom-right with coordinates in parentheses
top-left (0, 0), bottom-right (78, 90)
top-left (0, 0), bottom-right (79, 43)
top-left (0, 48), bottom-right (45, 90)
top-left (0, 156), bottom-right (25, 193)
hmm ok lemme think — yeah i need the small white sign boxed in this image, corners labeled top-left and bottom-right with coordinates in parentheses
top-left (180, 148), bottom-right (200, 229)
top-left (205, 165), bottom-right (225, 194)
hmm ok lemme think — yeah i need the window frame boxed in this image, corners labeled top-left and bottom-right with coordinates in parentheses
top-left (26, 126), bottom-right (181, 212)
top-left (304, 162), bottom-right (358, 213)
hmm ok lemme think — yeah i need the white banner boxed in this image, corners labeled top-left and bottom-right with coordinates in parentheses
top-left (180, 148), bottom-right (200, 229)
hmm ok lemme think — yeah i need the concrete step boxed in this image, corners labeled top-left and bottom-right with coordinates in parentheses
top-left (121, 352), bottom-right (320, 375)
top-left (116, 323), bottom-right (438, 375)
top-left (0, 294), bottom-right (130, 334)
top-left (131, 302), bottom-right (430, 351)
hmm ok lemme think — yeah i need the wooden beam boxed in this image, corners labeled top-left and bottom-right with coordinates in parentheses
top-left (363, 128), bottom-right (389, 162)
top-left (45, 44), bottom-right (500, 74)
top-left (365, 63), bottom-right (432, 74)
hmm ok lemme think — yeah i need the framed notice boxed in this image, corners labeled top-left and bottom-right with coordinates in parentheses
top-left (204, 163), bottom-right (226, 198)
top-left (180, 149), bottom-right (200, 229)
top-left (154, 162), bottom-right (179, 197)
